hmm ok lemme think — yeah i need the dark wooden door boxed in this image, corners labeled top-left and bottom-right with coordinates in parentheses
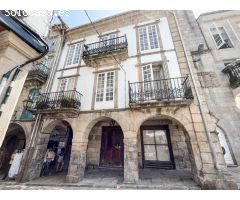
top-left (100, 126), bottom-right (124, 167)
top-left (141, 125), bottom-right (175, 169)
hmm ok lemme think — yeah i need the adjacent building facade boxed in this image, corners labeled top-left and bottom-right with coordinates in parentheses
top-left (196, 10), bottom-right (240, 167)
top-left (1, 10), bottom-right (240, 189)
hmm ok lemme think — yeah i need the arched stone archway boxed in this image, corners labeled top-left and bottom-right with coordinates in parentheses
top-left (23, 119), bottom-right (74, 181)
top-left (134, 114), bottom-right (198, 184)
top-left (66, 116), bottom-right (125, 183)
top-left (0, 123), bottom-right (26, 180)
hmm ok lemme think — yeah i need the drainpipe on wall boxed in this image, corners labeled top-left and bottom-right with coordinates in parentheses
top-left (169, 11), bottom-right (221, 171)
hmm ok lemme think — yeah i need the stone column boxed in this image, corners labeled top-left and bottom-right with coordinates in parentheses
top-left (66, 141), bottom-right (87, 183)
top-left (124, 136), bottom-right (139, 183)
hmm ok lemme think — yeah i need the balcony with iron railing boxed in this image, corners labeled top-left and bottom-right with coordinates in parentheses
top-left (34, 90), bottom-right (82, 117)
top-left (82, 35), bottom-right (128, 67)
top-left (222, 63), bottom-right (240, 88)
top-left (128, 76), bottom-right (193, 107)
top-left (26, 63), bottom-right (50, 85)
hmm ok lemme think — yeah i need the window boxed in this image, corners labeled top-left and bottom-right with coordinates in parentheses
top-left (141, 126), bottom-right (175, 168)
top-left (138, 24), bottom-right (159, 51)
top-left (100, 34), bottom-right (116, 46)
top-left (210, 24), bottom-right (233, 49)
top-left (142, 64), bottom-right (168, 82)
top-left (96, 71), bottom-right (115, 102)
top-left (66, 43), bottom-right (81, 66)
top-left (20, 88), bottom-right (41, 120)
top-left (59, 78), bottom-right (75, 91)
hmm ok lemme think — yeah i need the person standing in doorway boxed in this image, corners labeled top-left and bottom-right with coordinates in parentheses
top-left (56, 148), bottom-right (65, 172)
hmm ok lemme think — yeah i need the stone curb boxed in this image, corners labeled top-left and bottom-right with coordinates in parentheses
top-left (0, 182), bottom-right (201, 190)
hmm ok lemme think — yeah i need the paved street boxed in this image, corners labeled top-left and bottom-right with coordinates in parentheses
top-left (0, 168), bottom-right (200, 190)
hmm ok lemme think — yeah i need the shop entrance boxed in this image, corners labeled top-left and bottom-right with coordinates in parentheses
top-left (40, 122), bottom-right (73, 177)
top-left (100, 126), bottom-right (124, 167)
top-left (0, 123), bottom-right (26, 181)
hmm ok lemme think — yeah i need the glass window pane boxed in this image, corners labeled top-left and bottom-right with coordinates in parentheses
top-left (143, 130), bottom-right (155, 144)
top-left (66, 44), bottom-right (75, 65)
top-left (156, 145), bottom-right (170, 161)
top-left (144, 145), bottom-right (157, 161)
top-left (155, 130), bottom-right (168, 144)
top-left (73, 43), bottom-right (81, 64)
top-left (96, 73), bottom-right (105, 102)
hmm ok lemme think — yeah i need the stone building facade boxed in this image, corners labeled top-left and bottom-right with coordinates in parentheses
top-left (195, 11), bottom-right (240, 167)
top-left (1, 10), bottom-right (239, 189)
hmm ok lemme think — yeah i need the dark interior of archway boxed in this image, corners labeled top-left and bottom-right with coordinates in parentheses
top-left (40, 121), bottom-right (73, 177)
top-left (0, 124), bottom-right (26, 179)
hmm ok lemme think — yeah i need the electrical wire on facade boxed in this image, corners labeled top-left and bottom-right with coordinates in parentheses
top-left (83, 10), bottom-right (127, 107)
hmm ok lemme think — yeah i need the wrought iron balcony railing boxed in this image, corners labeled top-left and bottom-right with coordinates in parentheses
top-left (83, 35), bottom-right (128, 57)
top-left (35, 90), bottom-right (82, 111)
top-left (128, 76), bottom-right (193, 104)
top-left (27, 63), bottom-right (50, 82)
top-left (222, 64), bottom-right (240, 88)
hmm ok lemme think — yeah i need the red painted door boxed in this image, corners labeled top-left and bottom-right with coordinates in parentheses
top-left (100, 126), bottom-right (124, 167)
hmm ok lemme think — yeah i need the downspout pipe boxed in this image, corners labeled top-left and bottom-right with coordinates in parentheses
top-left (169, 11), bottom-right (220, 171)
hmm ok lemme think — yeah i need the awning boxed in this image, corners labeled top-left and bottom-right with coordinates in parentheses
top-left (0, 10), bottom-right (47, 54)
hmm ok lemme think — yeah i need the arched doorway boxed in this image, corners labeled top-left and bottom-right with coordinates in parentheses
top-left (85, 117), bottom-right (124, 180)
top-left (86, 117), bottom-right (124, 168)
top-left (40, 120), bottom-right (73, 177)
top-left (216, 127), bottom-right (235, 166)
top-left (0, 123), bottom-right (26, 180)
top-left (137, 115), bottom-right (196, 186)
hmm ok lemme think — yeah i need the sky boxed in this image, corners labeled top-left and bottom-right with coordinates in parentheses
top-left (53, 10), bottom-right (211, 29)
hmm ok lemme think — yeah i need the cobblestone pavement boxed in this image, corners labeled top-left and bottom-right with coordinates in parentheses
top-left (0, 168), bottom-right (200, 190)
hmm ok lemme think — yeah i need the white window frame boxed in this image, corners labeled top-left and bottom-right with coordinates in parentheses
top-left (209, 23), bottom-right (233, 49)
top-left (66, 42), bottom-right (82, 67)
top-left (138, 24), bottom-right (160, 53)
top-left (58, 78), bottom-right (75, 92)
top-left (95, 71), bottom-right (115, 109)
top-left (100, 34), bottom-right (116, 46)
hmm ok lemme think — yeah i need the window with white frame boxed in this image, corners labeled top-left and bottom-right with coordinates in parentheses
top-left (210, 24), bottom-right (233, 49)
top-left (96, 71), bottom-right (115, 102)
top-left (59, 78), bottom-right (75, 91)
top-left (66, 42), bottom-right (81, 66)
top-left (138, 24), bottom-right (159, 52)
top-left (100, 34), bottom-right (116, 46)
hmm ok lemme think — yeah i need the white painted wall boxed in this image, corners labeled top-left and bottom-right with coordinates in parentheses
top-left (165, 51), bottom-right (181, 78)
top-left (159, 17), bottom-right (174, 50)
top-left (51, 14), bottom-right (182, 110)
top-left (77, 67), bottom-right (94, 111)
top-left (22, 11), bottom-right (53, 37)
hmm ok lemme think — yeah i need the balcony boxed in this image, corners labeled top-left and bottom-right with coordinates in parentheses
top-left (222, 63), bottom-right (240, 89)
top-left (128, 76), bottom-right (193, 107)
top-left (35, 90), bottom-right (82, 118)
top-left (26, 63), bottom-right (49, 85)
top-left (82, 35), bottom-right (128, 67)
